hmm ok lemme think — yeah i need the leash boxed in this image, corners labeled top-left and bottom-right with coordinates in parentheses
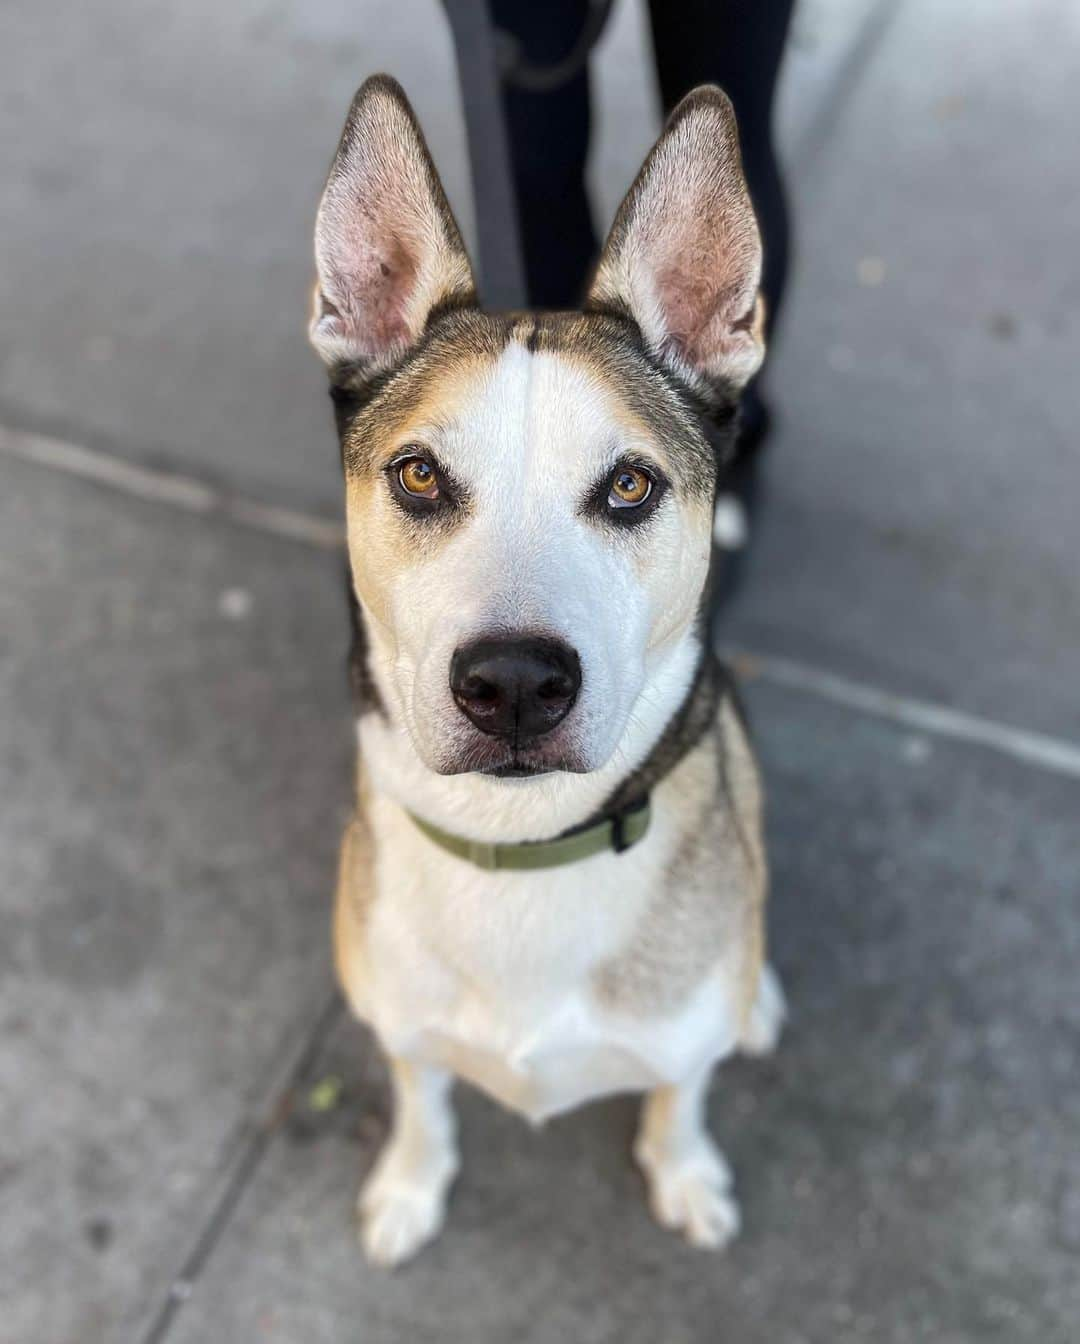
top-left (441, 0), bottom-right (615, 307)
top-left (441, 0), bottom-right (528, 308)
top-left (494, 0), bottom-right (616, 94)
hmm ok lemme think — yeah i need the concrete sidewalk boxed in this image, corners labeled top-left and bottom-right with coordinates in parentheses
top-left (2, 1), bottom-right (1078, 1341)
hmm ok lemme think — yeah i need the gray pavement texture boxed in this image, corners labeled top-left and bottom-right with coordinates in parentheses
top-left (0, 457), bottom-right (351, 1344)
top-left (724, 0), bottom-right (1080, 741)
top-left (2, 0), bottom-right (1078, 1342)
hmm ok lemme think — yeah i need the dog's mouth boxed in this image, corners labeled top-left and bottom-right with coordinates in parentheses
top-left (482, 760), bottom-right (556, 779)
top-left (439, 736), bottom-right (590, 778)
top-left (478, 748), bottom-right (589, 778)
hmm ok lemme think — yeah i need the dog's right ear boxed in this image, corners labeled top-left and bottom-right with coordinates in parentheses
top-left (310, 76), bottom-right (476, 374)
top-left (586, 86), bottom-right (764, 399)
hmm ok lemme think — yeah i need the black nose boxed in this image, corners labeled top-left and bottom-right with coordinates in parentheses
top-left (450, 637), bottom-right (581, 744)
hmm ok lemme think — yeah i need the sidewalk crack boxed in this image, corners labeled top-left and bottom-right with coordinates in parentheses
top-left (134, 990), bottom-right (343, 1344)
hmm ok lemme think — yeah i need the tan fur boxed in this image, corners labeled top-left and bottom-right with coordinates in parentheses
top-left (592, 702), bottom-right (765, 1030)
top-left (333, 776), bottom-right (377, 1018)
top-left (341, 332), bottom-right (507, 474)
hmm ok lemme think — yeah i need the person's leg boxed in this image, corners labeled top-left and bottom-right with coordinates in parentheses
top-left (648, 0), bottom-right (795, 569)
top-left (489, 0), bottom-right (598, 308)
top-left (646, 0), bottom-right (795, 345)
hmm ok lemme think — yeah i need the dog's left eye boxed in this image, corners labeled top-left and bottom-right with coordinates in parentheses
top-left (398, 457), bottom-right (440, 500)
top-left (608, 465), bottom-right (653, 509)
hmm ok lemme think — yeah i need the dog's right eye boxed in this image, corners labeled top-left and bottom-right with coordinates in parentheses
top-left (397, 457), bottom-right (440, 500)
top-left (608, 466), bottom-right (653, 508)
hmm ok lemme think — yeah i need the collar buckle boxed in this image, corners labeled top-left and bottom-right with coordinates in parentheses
top-left (611, 798), bottom-right (649, 854)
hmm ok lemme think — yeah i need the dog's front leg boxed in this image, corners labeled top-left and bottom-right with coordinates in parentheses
top-left (359, 1058), bottom-right (459, 1268)
top-left (633, 1062), bottom-right (740, 1251)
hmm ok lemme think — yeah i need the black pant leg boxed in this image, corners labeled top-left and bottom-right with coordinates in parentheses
top-left (489, 0), bottom-right (598, 308)
top-left (646, 0), bottom-right (795, 337)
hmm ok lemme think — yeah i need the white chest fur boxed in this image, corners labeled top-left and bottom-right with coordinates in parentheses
top-left (352, 790), bottom-right (743, 1124)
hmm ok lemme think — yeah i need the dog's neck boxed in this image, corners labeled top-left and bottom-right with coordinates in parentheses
top-left (356, 625), bottom-right (704, 846)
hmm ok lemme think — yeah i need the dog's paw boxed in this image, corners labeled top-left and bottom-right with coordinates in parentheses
top-left (634, 1137), bottom-right (740, 1250)
top-left (357, 1156), bottom-right (455, 1269)
top-left (741, 962), bottom-right (787, 1057)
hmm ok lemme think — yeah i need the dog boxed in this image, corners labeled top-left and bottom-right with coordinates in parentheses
top-left (308, 75), bottom-right (785, 1267)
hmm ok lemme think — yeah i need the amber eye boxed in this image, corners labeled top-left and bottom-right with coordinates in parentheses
top-left (608, 465), bottom-right (653, 509)
top-left (398, 457), bottom-right (440, 499)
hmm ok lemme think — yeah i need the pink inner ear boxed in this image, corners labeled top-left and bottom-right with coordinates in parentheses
top-left (312, 81), bottom-right (476, 367)
top-left (589, 90), bottom-right (764, 387)
top-left (320, 227), bottom-right (417, 359)
top-left (655, 257), bottom-right (755, 369)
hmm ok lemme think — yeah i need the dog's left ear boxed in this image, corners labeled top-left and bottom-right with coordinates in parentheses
top-left (310, 75), bottom-right (476, 373)
top-left (587, 86), bottom-right (764, 397)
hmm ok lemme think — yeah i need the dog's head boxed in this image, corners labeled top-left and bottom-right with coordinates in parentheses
top-left (310, 77), bottom-right (764, 779)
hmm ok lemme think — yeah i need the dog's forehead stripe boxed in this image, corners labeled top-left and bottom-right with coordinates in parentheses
top-left (340, 310), bottom-right (714, 496)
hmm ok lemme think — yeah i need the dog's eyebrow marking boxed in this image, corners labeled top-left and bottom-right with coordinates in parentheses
top-left (342, 342), bottom-right (508, 476)
top-left (385, 413), bottom-right (462, 456)
top-left (337, 308), bottom-right (722, 501)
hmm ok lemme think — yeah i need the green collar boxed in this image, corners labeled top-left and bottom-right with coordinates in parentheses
top-left (406, 797), bottom-right (651, 872)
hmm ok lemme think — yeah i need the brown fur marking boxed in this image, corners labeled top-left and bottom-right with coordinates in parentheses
top-left (592, 697), bottom-right (765, 1025)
